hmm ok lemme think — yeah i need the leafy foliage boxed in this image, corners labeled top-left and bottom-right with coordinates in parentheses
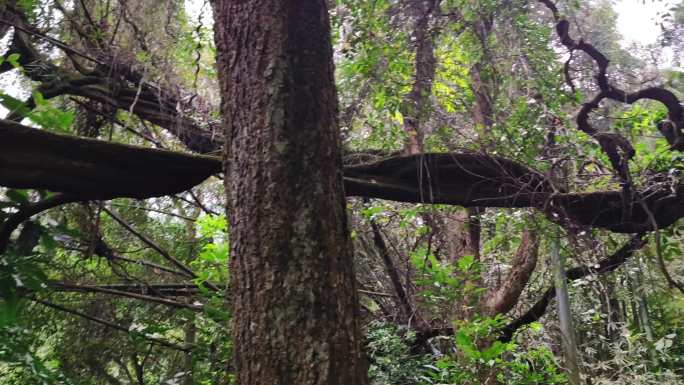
top-left (1, 0), bottom-right (683, 383)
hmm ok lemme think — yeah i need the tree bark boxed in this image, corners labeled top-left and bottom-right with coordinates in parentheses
top-left (212, 1), bottom-right (366, 384)
top-left (401, 0), bottom-right (439, 155)
top-left (484, 228), bottom-right (539, 315)
top-left (551, 231), bottom-right (582, 385)
top-left (2, 124), bottom-right (682, 233)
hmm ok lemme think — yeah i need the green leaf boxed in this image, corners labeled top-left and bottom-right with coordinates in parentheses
top-left (197, 214), bottom-right (227, 238)
top-left (0, 92), bottom-right (31, 118)
top-left (32, 90), bottom-right (45, 106)
top-left (529, 321), bottom-right (543, 332)
top-left (361, 205), bottom-right (384, 220)
top-left (455, 329), bottom-right (479, 359)
top-left (6, 189), bottom-right (29, 205)
top-left (393, 109), bottom-right (404, 124)
top-left (7, 53), bottom-right (21, 67)
top-left (482, 341), bottom-right (507, 360)
top-left (457, 254), bottom-right (475, 272)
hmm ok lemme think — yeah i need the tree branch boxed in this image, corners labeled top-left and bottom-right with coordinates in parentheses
top-left (538, 0), bottom-right (683, 153)
top-left (497, 234), bottom-right (646, 342)
top-left (51, 282), bottom-right (206, 296)
top-left (101, 207), bottom-right (220, 292)
top-left (1, 121), bottom-right (682, 233)
top-left (0, 5), bottom-right (221, 153)
top-left (412, 234), bottom-right (646, 348)
top-left (483, 228), bottom-right (540, 315)
top-left (31, 298), bottom-right (192, 352)
top-left (0, 193), bottom-right (83, 254)
top-left (49, 282), bottom-right (203, 310)
top-left (91, 236), bottom-right (192, 278)
top-left (0, 119), bottom-right (221, 199)
top-left (369, 219), bottom-right (413, 319)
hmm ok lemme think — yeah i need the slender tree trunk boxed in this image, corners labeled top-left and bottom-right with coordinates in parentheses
top-left (131, 353), bottom-right (145, 385)
top-left (181, 316), bottom-right (196, 385)
top-left (632, 263), bottom-right (655, 342)
top-left (370, 220), bottom-right (413, 321)
top-left (401, 0), bottom-right (439, 155)
top-left (551, 231), bottom-right (582, 385)
top-left (599, 279), bottom-right (621, 344)
top-left (212, 1), bottom-right (367, 384)
top-left (484, 228), bottom-right (539, 315)
top-left (630, 264), bottom-right (657, 364)
top-left (465, 16), bottom-right (494, 268)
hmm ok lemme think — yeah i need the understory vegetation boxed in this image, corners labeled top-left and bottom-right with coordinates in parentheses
top-left (0, 0), bottom-right (683, 384)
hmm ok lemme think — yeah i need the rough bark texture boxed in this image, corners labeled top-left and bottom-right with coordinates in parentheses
top-left (212, 1), bottom-right (366, 384)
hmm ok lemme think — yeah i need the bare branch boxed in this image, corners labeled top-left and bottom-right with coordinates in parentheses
top-left (369, 218), bottom-right (413, 319)
top-left (101, 207), bottom-right (221, 292)
top-left (50, 282), bottom-right (203, 310)
top-left (31, 298), bottom-right (193, 352)
top-left (0, 193), bottom-right (82, 254)
top-left (91, 237), bottom-right (192, 278)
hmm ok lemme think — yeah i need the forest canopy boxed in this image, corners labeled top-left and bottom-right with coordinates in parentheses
top-left (0, 0), bottom-right (683, 384)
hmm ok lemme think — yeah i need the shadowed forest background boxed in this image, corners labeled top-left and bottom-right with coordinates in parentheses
top-left (0, 0), bottom-right (683, 384)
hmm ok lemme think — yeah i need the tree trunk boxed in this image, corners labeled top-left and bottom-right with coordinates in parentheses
top-left (484, 228), bottom-right (539, 315)
top-left (551, 231), bottom-right (582, 385)
top-left (401, 0), bottom-right (439, 155)
top-left (631, 263), bottom-right (655, 342)
top-left (212, 1), bottom-right (367, 384)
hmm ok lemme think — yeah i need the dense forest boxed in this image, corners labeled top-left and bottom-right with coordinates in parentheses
top-left (0, 0), bottom-right (683, 384)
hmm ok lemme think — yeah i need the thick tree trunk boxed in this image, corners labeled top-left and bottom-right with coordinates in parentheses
top-left (212, 1), bottom-right (366, 384)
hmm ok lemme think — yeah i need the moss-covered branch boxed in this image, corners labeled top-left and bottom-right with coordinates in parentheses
top-left (1, 120), bottom-right (682, 235)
